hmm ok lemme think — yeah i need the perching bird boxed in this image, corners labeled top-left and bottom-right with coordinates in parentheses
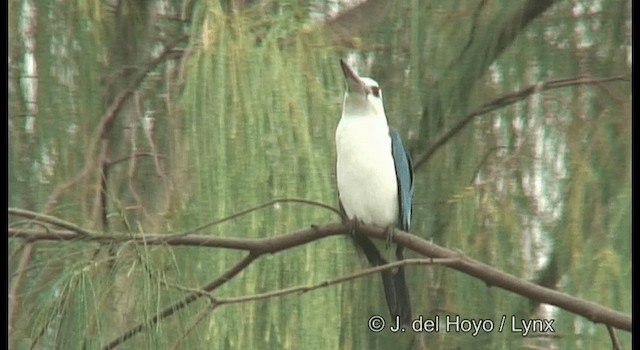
top-left (336, 59), bottom-right (414, 324)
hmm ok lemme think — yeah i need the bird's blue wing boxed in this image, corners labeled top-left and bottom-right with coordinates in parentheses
top-left (389, 128), bottom-right (414, 232)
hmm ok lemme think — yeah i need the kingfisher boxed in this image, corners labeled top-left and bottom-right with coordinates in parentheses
top-left (336, 59), bottom-right (414, 324)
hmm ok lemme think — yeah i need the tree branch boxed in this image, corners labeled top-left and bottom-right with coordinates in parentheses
top-left (102, 252), bottom-right (259, 350)
top-left (8, 220), bottom-right (631, 333)
top-left (41, 34), bottom-right (188, 214)
top-left (8, 224), bottom-right (346, 252)
top-left (212, 258), bottom-right (458, 306)
top-left (607, 324), bottom-right (622, 350)
top-left (357, 225), bottom-right (631, 332)
top-left (450, 0), bottom-right (558, 80)
top-left (418, 0), bottom-right (558, 150)
top-left (8, 208), bottom-right (98, 237)
top-left (167, 257), bottom-right (456, 349)
top-left (414, 74), bottom-right (630, 170)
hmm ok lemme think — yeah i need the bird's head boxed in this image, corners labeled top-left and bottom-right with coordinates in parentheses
top-left (340, 59), bottom-right (386, 118)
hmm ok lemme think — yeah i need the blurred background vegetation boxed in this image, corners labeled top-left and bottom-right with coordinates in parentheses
top-left (9, 0), bottom-right (630, 349)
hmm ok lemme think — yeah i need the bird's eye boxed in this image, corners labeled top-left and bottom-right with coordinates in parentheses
top-left (370, 86), bottom-right (381, 97)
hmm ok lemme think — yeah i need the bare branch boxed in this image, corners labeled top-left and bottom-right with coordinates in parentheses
top-left (449, 0), bottom-right (559, 81)
top-left (419, 0), bottom-right (560, 147)
top-left (179, 198), bottom-right (343, 236)
top-left (414, 74), bottom-right (630, 170)
top-left (8, 221), bottom-right (631, 333)
top-left (111, 257), bottom-right (456, 349)
top-left (41, 34), bottom-right (188, 214)
top-left (8, 208), bottom-right (97, 236)
top-left (9, 197), bottom-right (341, 239)
top-left (7, 224), bottom-right (345, 252)
top-left (209, 258), bottom-right (457, 306)
top-left (357, 225), bottom-right (632, 332)
top-left (170, 302), bottom-right (216, 350)
top-left (102, 252), bottom-right (259, 350)
top-left (167, 258), bottom-right (456, 348)
top-left (607, 325), bottom-right (622, 350)
top-left (107, 152), bottom-right (168, 169)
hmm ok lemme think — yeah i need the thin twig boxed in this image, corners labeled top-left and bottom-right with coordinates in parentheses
top-left (9, 198), bottom-right (342, 242)
top-left (107, 152), bottom-right (167, 167)
top-left (8, 208), bottom-right (97, 236)
top-left (211, 258), bottom-right (457, 306)
top-left (7, 224), bottom-right (344, 251)
top-left (170, 301), bottom-right (217, 350)
top-left (167, 258), bottom-right (456, 348)
top-left (41, 34), bottom-right (188, 214)
top-left (8, 220), bottom-right (632, 343)
top-left (177, 198), bottom-right (342, 236)
top-left (607, 324), bottom-right (622, 350)
top-left (354, 224), bottom-right (631, 332)
top-left (102, 252), bottom-right (258, 350)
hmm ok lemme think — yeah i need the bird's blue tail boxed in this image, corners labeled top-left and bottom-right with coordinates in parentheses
top-left (353, 234), bottom-right (412, 324)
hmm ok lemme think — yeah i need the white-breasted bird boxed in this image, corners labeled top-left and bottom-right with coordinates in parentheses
top-left (336, 59), bottom-right (414, 324)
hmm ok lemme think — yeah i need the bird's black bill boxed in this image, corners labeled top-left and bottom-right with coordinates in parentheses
top-left (339, 59), bottom-right (358, 81)
top-left (339, 59), bottom-right (369, 94)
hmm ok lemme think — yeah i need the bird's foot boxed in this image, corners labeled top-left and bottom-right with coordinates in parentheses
top-left (384, 224), bottom-right (396, 250)
top-left (346, 218), bottom-right (361, 236)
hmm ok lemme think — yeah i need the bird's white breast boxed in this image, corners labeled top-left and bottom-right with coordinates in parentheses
top-left (336, 116), bottom-right (399, 227)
